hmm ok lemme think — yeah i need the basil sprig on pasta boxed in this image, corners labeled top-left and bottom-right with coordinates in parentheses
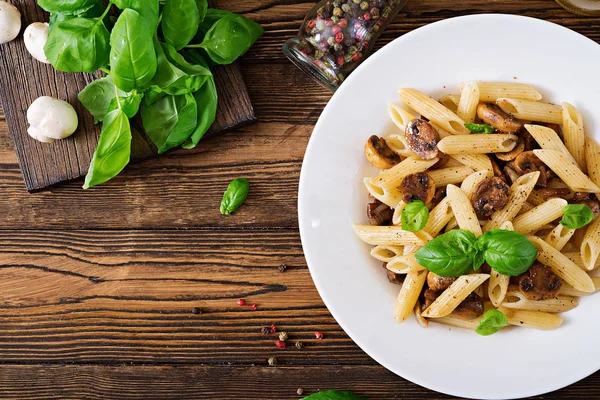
top-left (476, 309), bottom-right (509, 336)
top-left (464, 123), bottom-right (494, 134)
top-left (561, 204), bottom-right (594, 229)
top-left (401, 200), bottom-right (429, 232)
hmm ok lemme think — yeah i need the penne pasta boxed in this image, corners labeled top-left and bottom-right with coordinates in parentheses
top-left (438, 134), bottom-right (518, 155)
top-left (353, 225), bottom-right (428, 246)
top-left (370, 156), bottom-right (439, 190)
top-left (431, 315), bottom-right (482, 330)
top-left (446, 184), bottom-right (482, 237)
top-left (428, 166), bottom-right (475, 188)
top-left (560, 278), bottom-right (600, 297)
top-left (584, 137), bottom-right (600, 189)
top-left (511, 198), bottom-right (568, 235)
top-left (487, 221), bottom-right (513, 307)
top-left (501, 290), bottom-right (578, 312)
top-left (422, 274), bottom-right (490, 318)
top-left (459, 82), bottom-right (542, 102)
top-left (399, 88), bottom-right (469, 135)
top-left (364, 178), bottom-right (404, 208)
top-left (370, 245), bottom-right (405, 262)
top-left (534, 150), bottom-right (600, 193)
top-left (388, 103), bottom-right (417, 132)
top-left (423, 198), bottom-right (453, 237)
top-left (562, 102), bottom-right (586, 172)
top-left (438, 94), bottom-right (460, 113)
top-left (581, 217), bottom-right (600, 270)
top-left (414, 300), bottom-right (429, 328)
top-left (544, 224), bottom-right (576, 251)
top-left (394, 269), bottom-right (427, 323)
top-left (498, 307), bottom-right (563, 330)
top-left (387, 253), bottom-right (426, 274)
top-left (496, 98), bottom-right (563, 124)
top-left (391, 201), bottom-right (407, 226)
top-left (456, 81), bottom-right (480, 123)
top-left (449, 154), bottom-right (493, 176)
top-left (525, 124), bottom-right (572, 159)
top-left (385, 134), bottom-right (416, 158)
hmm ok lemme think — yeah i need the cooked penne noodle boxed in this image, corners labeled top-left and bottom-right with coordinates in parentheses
top-left (353, 225), bottom-right (427, 246)
top-left (414, 300), bottom-right (429, 328)
top-left (459, 82), bottom-right (542, 102)
top-left (511, 198), bottom-right (568, 235)
top-left (391, 201), bottom-right (407, 226)
top-left (498, 307), bottom-right (563, 330)
top-left (431, 315), bottom-right (482, 330)
top-left (501, 290), bottom-right (578, 312)
top-left (564, 251), bottom-right (600, 270)
top-left (496, 98), bottom-right (562, 124)
top-left (534, 150), bottom-right (600, 193)
top-left (432, 124), bottom-right (453, 139)
top-left (518, 201), bottom-right (536, 215)
top-left (525, 124), bottom-right (572, 159)
top-left (428, 166), bottom-right (475, 187)
top-left (423, 198), bottom-right (453, 237)
top-left (487, 221), bottom-right (513, 307)
top-left (529, 236), bottom-right (595, 293)
top-left (560, 278), bottom-right (600, 297)
top-left (394, 269), bottom-right (427, 323)
top-left (527, 190), bottom-right (546, 206)
top-left (438, 94), bottom-right (460, 113)
top-left (364, 178), bottom-right (404, 208)
top-left (584, 137), bottom-right (600, 189)
top-left (544, 224), bottom-right (576, 251)
top-left (385, 134), bottom-right (416, 158)
top-left (370, 156), bottom-right (440, 190)
top-left (571, 227), bottom-right (587, 249)
top-left (387, 253), bottom-right (426, 274)
top-left (562, 102), bottom-right (586, 172)
top-left (483, 172), bottom-right (539, 232)
top-left (446, 184), bottom-right (482, 237)
top-left (399, 88), bottom-right (469, 135)
top-left (581, 217), bottom-right (600, 270)
top-left (422, 274), bottom-right (490, 318)
top-left (438, 134), bottom-right (518, 155)
top-left (370, 245), bottom-right (405, 262)
top-left (388, 103), bottom-right (417, 132)
top-left (449, 154), bottom-right (493, 175)
top-left (446, 170), bottom-right (491, 231)
top-left (456, 81), bottom-right (480, 123)
top-left (546, 179), bottom-right (571, 190)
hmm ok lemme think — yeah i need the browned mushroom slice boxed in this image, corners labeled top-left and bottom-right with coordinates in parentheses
top-left (538, 188), bottom-right (572, 201)
top-left (471, 177), bottom-right (510, 219)
top-left (364, 135), bottom-right (401, 170)
top-left (400, 172), bottom-right (436, 205)
top-left (521, 128), bottom-right (540, 151)
top-left (367, 199), bottom-right (393, 226)
top-left (490, 157), bottom-right (508, 182)
top-left (387, 270), bottom-right (404, 285)
top-left (405, 119), bottom-right (440, 160)
top-left (514, 151), bottom-right (549, 188)
top-left (496, 136), bottom-right (525, 161)
top-left (477, 103), bottom-right (523, 134)
top-left (430, 186), bottom-right (447, 209)
top-left (503, 165), bottom-right (520, 184)
top-left (422, 288), bottom-right (440, 311)
top-left (518, 262), bottom-right (561, 301)
top-left (452, 293), bottom-right (484, 320)
top-left (427, 271), bottom-right (456, 292)
top-left (571, 192), bottom-right (600, 217)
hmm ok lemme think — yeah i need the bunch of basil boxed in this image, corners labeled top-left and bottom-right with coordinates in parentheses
top-left (38, 0), bottom-right (264, 188)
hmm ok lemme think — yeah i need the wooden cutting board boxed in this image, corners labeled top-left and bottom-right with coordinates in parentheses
top-left (0, 1), bottom-right (256, 192)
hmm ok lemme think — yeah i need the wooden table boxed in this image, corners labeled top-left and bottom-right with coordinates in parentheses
top-left (1, 1), bottom-right (599, 399)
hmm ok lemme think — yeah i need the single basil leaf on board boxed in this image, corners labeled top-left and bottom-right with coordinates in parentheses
top-left (182, 75), bottom-right (218, 149)
top-left (44, 17), bottom-right (110, 73)
top-left (110, 9), bottom-right (158, 92)
top-left (414, 230), bottom-right (479, 277)
top-left (112, 0), bottom-right (160, 29)
top-left (200, 14), bottom-right (264, 65)
top-left (162, 0), bottom-right (200, 50)
top-left (477, 229), bottom-right (538, 276)
top-left (561, 204), bottom-right (595, 229)
top-left (38, 0), bottom-right (101, 14)
top-left (106, 91), bottom-right (144, 119)
top-left (476, 309), bottom-right (509, 336)
top-left (301, 390), bottom-right (367, 400)
top-left (220, 178), bottom-right (250, 215)
top-left (83, 103), bottom-right (132, 189)
top-left (464, 123), bottom-right (495, 134)
top-left (78, 76), bottom-right (126, 123)
top-left (401, 200), bottom-right (429, 232)
top-left (141, 93), bottom-right (198, 154)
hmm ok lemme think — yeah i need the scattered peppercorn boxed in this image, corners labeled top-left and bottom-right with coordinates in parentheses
top-left (315, 331), bottom-right (324, 339)
top-left (260, 326), bottom-right (270, 335)
top-left (297, 388), bottom-right (304, 396)
top-left (268, 356), bottom-right (278, 367)
top-left (270, 323), bottom-right (277, 333)
top-left (237, 299), bottom-right (246, 306)
top-left (279, 331), bottom-right (289, 341)
top-left (295, 341), bottom-right (304, 350)
top-left (249, 303), bottom-right (257, 311)
top-left (278, 264), bottom-right (288, 273)
top-left (191, 307), bottom-right (201, 315)
top-left (276, 340), bottom-right (287, 349)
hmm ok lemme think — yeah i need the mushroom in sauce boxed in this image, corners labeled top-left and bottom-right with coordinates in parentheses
top-left (518, 262), bottom-right (561, 301)
top-left (452, 293), bottom-right (484, 320)
top-left (427, 271), bottom-right (456, 292)
top-left (422, 288), bottom-right (439, 310)
top-left (471, 177), bottom-right (510, 219)
top-left (405, 119), bottom-right (440, 160)
top-left (490, 157), bottom-right (508, 183)
top-left (503, 164), bottom-right (520, 184)
top-left (400, 172), bottom-right (436, 206)
top-left (430, 186), bottom-right (447, 209)
top-left (367, 199), bottom-right (393, 226)
top-left (571, 192), bottom-right (600, 217)
top-left (514, 151), bottom-right (551, 187)
top-left (387, 270), bottom-right (404, 285)
top-left (477, 103), bottom-right (523, 134)
top-left (364, 135), bottom-right (401, 170)
top-left (496, 136), bottom-right (525, 161)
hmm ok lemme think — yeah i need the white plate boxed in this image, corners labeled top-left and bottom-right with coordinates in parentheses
top-left (298, 14), bottom-right (600, 400)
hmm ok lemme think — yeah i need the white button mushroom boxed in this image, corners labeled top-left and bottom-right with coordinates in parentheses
top-left (0, 1), bottom-right (21, 45)
top-left (24, 22), bottom-right (50, 63)
top-left (27, 96), bottom-right (79, 143)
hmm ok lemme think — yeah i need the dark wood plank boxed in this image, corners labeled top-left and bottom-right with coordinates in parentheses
top-left (0, 1), bottom-right (255, 192)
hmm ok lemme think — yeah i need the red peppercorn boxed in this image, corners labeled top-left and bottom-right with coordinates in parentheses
top-left (249, 303), bottom-right (257, 311)
top-left (335, 32), bottom-right (344, 43)
top-left (275, 340), bottom-right (287, 349)
top-left (352, 54), bottom-right (360, 62)
top-left (331, 25), bottom-right (341, 35)
top-left (363, 12), bottom-right (371, 20)
top-left (315, 332), bottom-right (324, 339)
top-left (237, 299), bottom-right (246, 306)
top-left (336, 56), bottom-right (345, 66)
top-left (308, 19), bottom-right (316, 29)
top-left (269, 324), bottom-right (277, 333)
top-left (338, 18), bottom-right (347, 27)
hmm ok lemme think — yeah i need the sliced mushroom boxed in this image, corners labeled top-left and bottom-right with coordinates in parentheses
top-left (518, 262), bottom-right (561, 301)
top-left (496, 136), bottom-right (525, 161)
top-left (405, 119), bottom-right (440, 160)
top-left (367, 199), bottom-right (393, 226)
top-left (452, 293), bottom-right (484, 320)
top-left (571, 192), bottom-right (600, 217)
top-left (387, 270), bottom-right (404, 285)
top-left (490, 157), bottom-right (508, 182)
top-left (514, 151), bottom-right (549, 188)
top-left (430, 186), bottom-right (447, 209)
top-left (400, 172), bottom-right (436, 205)
top-left (477, 103), bottom-right (523, 134)
top-left (503, 165), bottom-right (520, 184)
top-left (538, 188), bottom-right (572, 201)
top-left (521, 128), bottom-right (540, 151)
top-left (471, 177), bottom-right (510, 219)
top-left (427, 271), bottom-right (456, 292)
top-left (364, 135), bottom-right (401, 170)
top-left (422, 288), bottom-right (440, 311)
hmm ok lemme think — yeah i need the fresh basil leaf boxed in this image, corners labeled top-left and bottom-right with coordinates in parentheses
top-left (301, 390), bottom-right (366, 400)
top-left (197, 0), bottom-right (208, 22)
top-left (414, 230), bottom-right (479, 277)
top-left (113, 0), bottom-right (160, 28)
top-left (561, 204), bottom-right (595, 229)
top-left (48, 2), bottom-right (106, 34)
top-left (78, 76), bottom-right (127, 123)
top-left (200, 14), bottom-right (264, 65)
top-left (44, 17), bottom-right (110, 73)
top-left (38, 0), bottom-right (101, 14)
top-left (476, 309), bottom-right (508, 336)
top-left (162, 0), bottom-right (201, 50)
top-left (110, 9), bottom-right (158, 92)
top-left (477, 229), bottom-right (537, 276)
top-left (106, 92), bottom-right (144, 119)
top-left (141, 93), bottom-right (198, 154)
top-left (464, 123), bottom-right (495, 134)
top-left (401, 200), bottom-right (429, 232)
top-left (83, 99), bottom-right (132, 189)
top-left (182, 75), bottom-right (218, 149)
top-left (220, 178), bottom-right (250, 215)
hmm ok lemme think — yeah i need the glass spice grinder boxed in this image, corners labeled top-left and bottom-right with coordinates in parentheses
top-left (283, 0), bottom-right (408, 91)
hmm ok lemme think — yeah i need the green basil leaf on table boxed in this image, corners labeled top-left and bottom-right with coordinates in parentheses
top-left (414, 230), bottom-right (480, 277)
top-left (477, 229), bottom-right (538, 276)
top-left (110, 9), bottom-right (158, 92)
top-left (561, 204), bottom-right (595, 229)
top-left (83, 98), bottom-right (132, 189)
top-left (78, 76), bottom-right (126, 123)
top-left (220, 178), bottom-right (250, 215)
top-left (200, 14), bottom-right (264, 65)
top-left (48, 2), bottom-right (106, 34)
top-left (161, 0), bottom-right (201, 50)
top-left (182, 74), bottom-right (218, 149)
top-left (44, 17), bottom-right (110, 73)
top-left (38, 0), bottom-right (101, 14)
top-left (476, 309), bottom-right (509, 336)
top-left (141, 93), bottom-right (198, 154)
top-left (113, 0), bottom-right (160, 28)
top-left (301, 390), bottom-right (367, 400)
top-left (464, 123), bottom-right (495, 134)
top-left (106, 91), bottom-right (144, 119)
top-left (400, 200), bottom-right (429, 232)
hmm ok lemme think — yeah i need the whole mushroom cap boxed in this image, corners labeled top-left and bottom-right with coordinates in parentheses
top-left (24, 22), bottom-right (50, 63)
top-left (0, 1), bottom-right (21, 45)
top-left (27, 96), bottom-right (79, 140)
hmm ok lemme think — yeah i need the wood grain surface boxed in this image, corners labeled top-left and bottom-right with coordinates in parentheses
top-left (1, 0), bottom-right (600, 399)
top-left (0, 0), bottom-right (255, 192)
